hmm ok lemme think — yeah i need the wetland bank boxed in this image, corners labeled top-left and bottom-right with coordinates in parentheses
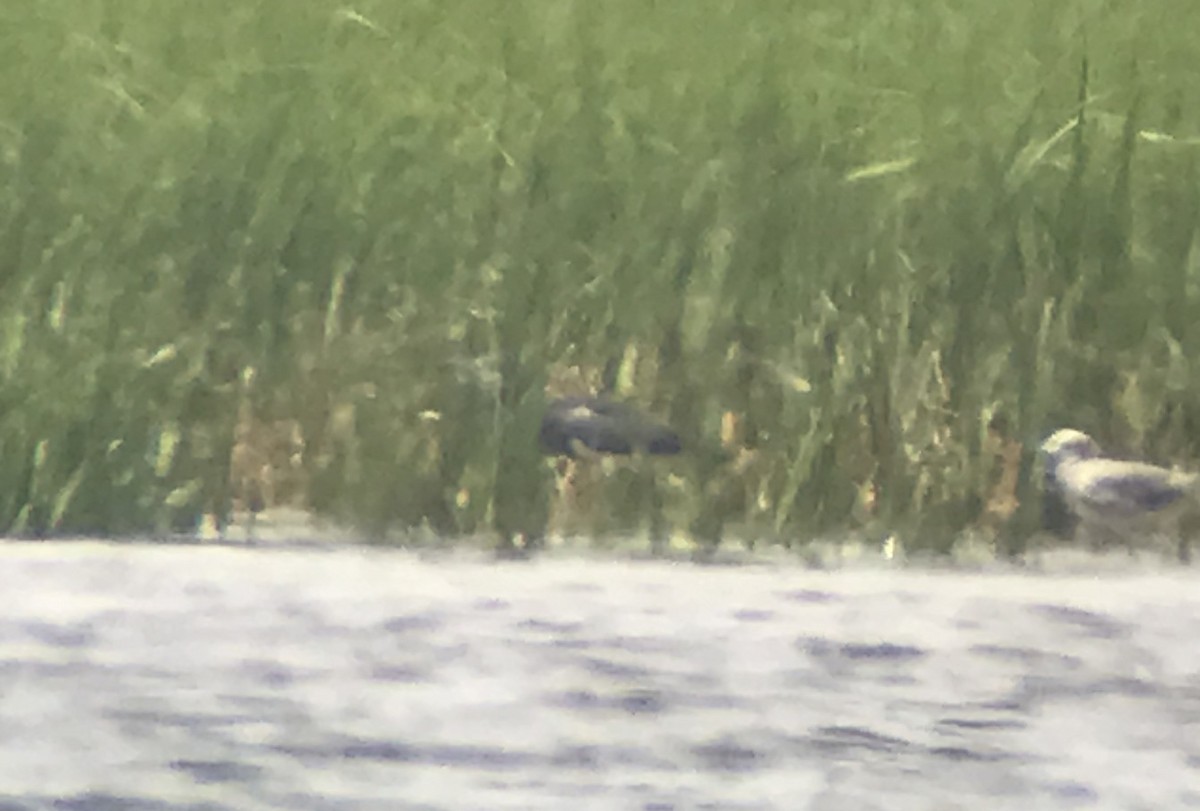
top-left (5, 1), bottom-right (1200, 558)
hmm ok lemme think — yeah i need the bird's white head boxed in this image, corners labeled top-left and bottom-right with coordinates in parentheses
top-left (1041, 428), bottom-right (1103, 463)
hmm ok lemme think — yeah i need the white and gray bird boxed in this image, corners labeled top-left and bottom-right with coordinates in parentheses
top-left (1040, 428), bottom-right (1198, 559)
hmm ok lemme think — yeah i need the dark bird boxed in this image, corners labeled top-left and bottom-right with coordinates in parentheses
top-left (539, 396), bottom-right (682, 458)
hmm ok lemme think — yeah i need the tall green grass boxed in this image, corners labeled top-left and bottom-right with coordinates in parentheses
top-left (2, 0), bottom-right (1198, 552)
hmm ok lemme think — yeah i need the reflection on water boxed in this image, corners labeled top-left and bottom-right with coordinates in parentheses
top-left (1, 541), bottom-right (1198, 810)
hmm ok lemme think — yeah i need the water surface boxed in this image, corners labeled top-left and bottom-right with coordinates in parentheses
top-left (1, 541), bottom-right (1198, 810)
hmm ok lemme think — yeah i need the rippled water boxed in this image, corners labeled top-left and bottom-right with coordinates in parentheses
top-left (2, 540), bottom-right (1199, 810)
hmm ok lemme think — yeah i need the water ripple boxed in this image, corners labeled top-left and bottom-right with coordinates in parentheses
top-left (0, 544), bottom-right (1196, 810)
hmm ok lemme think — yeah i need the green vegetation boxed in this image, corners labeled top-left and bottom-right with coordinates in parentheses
top-left (2, 0), bottom-right (1198, 554)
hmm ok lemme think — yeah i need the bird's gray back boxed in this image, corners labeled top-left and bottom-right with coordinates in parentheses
top-left (1056, 458), bottom-right (1196, 520)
